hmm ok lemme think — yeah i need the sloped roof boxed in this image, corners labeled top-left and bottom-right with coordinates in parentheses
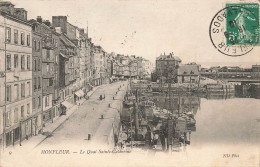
top-left (156, 53), bottom-right (181, 62)
top-left (60, 33), bottom-right (76, 47)
top-left (178, 64), bottom-right (199, 75)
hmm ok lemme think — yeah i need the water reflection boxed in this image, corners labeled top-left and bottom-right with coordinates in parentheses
top-left (121, 87), bottom-right (260, 153)
top-left (148, 89), bottom-right (259, 151)
top-left (235, 84), bottom-right (260, 99)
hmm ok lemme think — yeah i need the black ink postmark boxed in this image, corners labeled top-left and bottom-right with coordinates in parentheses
top-left (209, 4), bottom-right (259, 57)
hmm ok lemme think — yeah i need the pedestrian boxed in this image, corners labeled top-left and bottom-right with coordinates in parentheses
top-left (104, 94), bottom-right (105, 99)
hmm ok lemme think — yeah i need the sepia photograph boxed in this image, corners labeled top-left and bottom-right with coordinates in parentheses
top-left (0, 0), bottom-right (259, 166)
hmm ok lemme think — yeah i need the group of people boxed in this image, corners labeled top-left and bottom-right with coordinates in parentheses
top-left (99, 94), bottom-right (106, 100)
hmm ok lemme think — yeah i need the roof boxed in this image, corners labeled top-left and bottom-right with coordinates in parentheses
top-left (0, 1), bottom-right (14, 6)
top-left (0, 11), bottom-right (32, 27)
top-left (178, 64), bottom-right (200, 75)
top-left (156, 53), bottom-right (181, 62)
top-left (252, 65), bottom-right (260, 67)
top-left (60, 33), bottom-right (76, 48)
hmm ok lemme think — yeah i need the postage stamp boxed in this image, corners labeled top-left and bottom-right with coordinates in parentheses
top-left (226, 3), bottom-right (259, 46)
top-left (209, 3), bottom-right (259, 57)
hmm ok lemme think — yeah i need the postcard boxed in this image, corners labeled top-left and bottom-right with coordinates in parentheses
top-left (0, 0), bottom-right (259, 166)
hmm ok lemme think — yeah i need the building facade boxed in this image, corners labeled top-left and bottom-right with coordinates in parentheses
top-left (58, 33), bottom-right (77, 113)
top-left (93, 45), bottom-right (106, 86)
top-left (29, 17), bottom-right (61, 125)
top-left (52, 16), bottom-right (83, 105)
top-left (177, 64), bottom-right (200, 84)
top-left (32, 30), bottom-right (43, 136)
top-left (0, 4), bottom-right (33, 148)
top-left (155, 52), bottom-right (182, 83)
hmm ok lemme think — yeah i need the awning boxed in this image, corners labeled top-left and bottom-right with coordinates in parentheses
top-left (61, 101), bottom-right (73, 109)
top-left (75, 90), bottom-right (84, 97)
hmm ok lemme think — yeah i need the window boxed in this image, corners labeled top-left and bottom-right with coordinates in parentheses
top-left (14, 84), bottom-right (19, 100)
top-left (6, 85), bottom-right (11, 102)
top-left (46, 50), bottom-right (50, 59)
top-left (6, 27), bottom-right (11, 43)
top-left (34, 77), bottom-right (37, 91)
top-left (14, 54), bottom-right (18, 68)
top-left (46, 64), bottom-right (49, 72)
top-left (38, 96), bottom-right (41, 108)
top-left (49, 78), bottom-right (53, 86)
top-left (27, 82), bottom-right (31, 96)
top-left (27, 34), bottom-right (30, 46)
top-left (21, 32), bottom-right (25, 45)
top-left (27, 103), bottom-right (30, 114)
top-left (14, 108), bottom-right (18, 123)
top-left (34, 59), bottom-right (37, 71)
top-left (33, 98), bottom-right (35, 109)
top-left (38, 59), bottom-right (41, 71)
top-left (6, 111), bottom-right (10, 127)
top-left (38, 77), bottom-right (41, 89)
top-left (21, 55), bottom-right (25, 69)
top-left (45, 96), bottom-right (49, 107)
top-left (27, 55), bottom-right (30, 69)
top-left (21, 106), bottom-right (24, 119)
top-left (14, 29), bottom-right (19, 44)
top-left (7, 54), bottom-right (11, 70)
top-left (21, 83), bottom-right (25, 98)
top-left (38, 41), bottom-right (41, 51)
top-left (56, 55), bottom-right (58, 64)
top-left (14, 30), bottom-right (18, 44)
top-left (34, 40), bottom-right (37, 50)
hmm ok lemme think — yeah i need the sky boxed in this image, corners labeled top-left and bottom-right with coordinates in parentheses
top-left (7, 0), bottom-right (260, 67)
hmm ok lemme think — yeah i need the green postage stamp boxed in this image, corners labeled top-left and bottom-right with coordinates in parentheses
top-left (225, 3), bottom-right (259, 45)
top-left (209, 3), bottom-right (259, 56)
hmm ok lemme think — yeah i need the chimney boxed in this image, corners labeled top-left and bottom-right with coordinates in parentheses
top-left (37, 16), bottom-right (42, 23)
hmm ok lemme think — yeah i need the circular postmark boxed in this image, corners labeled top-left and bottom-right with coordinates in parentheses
top-left (209, 5), bottom-right (259, 56)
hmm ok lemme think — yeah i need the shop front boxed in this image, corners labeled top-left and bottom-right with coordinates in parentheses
top-left (74, 89), bottom-right (85, 105)
top-left (60, 100), bottom-right (73, 115)
top-left (43, 108), bottom-right (54, 125)
top-left (21, 119), bottom-right (32, 141)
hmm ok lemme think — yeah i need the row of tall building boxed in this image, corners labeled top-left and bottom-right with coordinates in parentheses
top-left (0, 1), bottom-right (154, 149)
